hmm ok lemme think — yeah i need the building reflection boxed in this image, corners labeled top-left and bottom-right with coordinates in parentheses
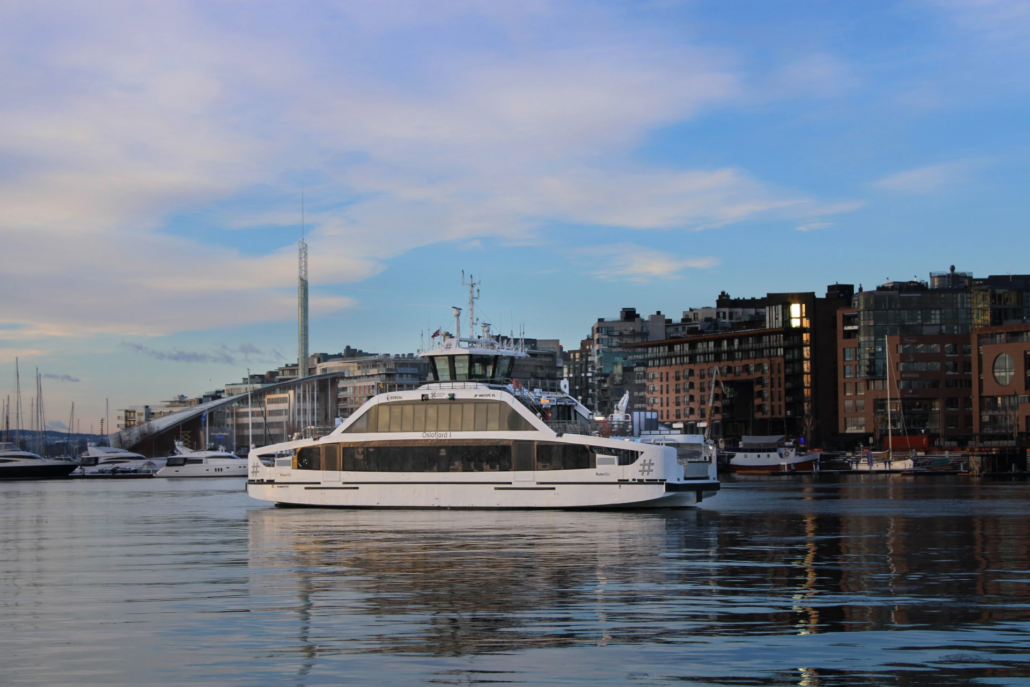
top-left (246, 477), bottom-right (1030, 674)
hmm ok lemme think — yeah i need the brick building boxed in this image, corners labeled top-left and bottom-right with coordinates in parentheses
top-left (838, 268), bottom-right (1030, 449)
top-left (972, 324), bottom-right (1030, 442)
top-left (631, 286), bottom-right (851, 447)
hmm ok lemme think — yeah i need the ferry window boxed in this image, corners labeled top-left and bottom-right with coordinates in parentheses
top-left (506, 405), bottom-right (534, 431)
top-left (451, 403), bottom-right (467, 430)
top-left (676, 445), bottom-right (703, 462)
top-left (482, 444), bottom-right (511, 471)
top-left (322, 445), bottom-right (340, 471)
top-left (496, 356), bottom-right (515, 379)
top-left (474, 403), bottom-right (489, 431)
top-left (454, 355), bottom-right (470, 379)
top-left (536, 443), bottom-right (592, 470)
top-left (344, 408), bottom-right (370, 433)
top-left (340, 444), bottom-right (517, 472)
top-left (297, 446), bottom-right (321, 470)
top-left (359, 401), bottom-right (534, 433)
top-left (342, 446), bottom-right (367, 471)
top-left (471, 356), bottom-right (494, 379)
top-left (389, 406), bottom-right (403, 432)
top-left (513, 441), bottom-right (534, 471)
top-left (434, 358), bottom-right (452, 381)
top-left (595, 445), bottom-right (641, 466)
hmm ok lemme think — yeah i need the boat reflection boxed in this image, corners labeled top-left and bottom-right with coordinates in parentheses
top-left (247, 479), bottom-right (1030, 667)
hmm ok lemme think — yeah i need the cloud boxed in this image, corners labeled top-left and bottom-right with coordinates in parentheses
top-left (927, 0), bottom-right (1030, 52)
top-left (795, 222), bottom-right (835, 232)
top-left (41, 373), bottom-right (80, 383)
top-left (587, 244), bottom-right (719, 283)
top-left (766, 54), bottom-right (859, 99)
top-left (46, 420), bottom-right (68, 432)
top-left (0, 1), bottom-right (860, 339)
top-left (872, 163), bottom-right (968, 194)
top-left (121, 341), bottom-right (286, 365)
top-left (0, 348), bottom-right (44, 363)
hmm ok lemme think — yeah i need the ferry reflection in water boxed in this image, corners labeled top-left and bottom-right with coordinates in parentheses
top-left (4, 478), bottom-right (1030, 686)
top-left (244, 478), bottom-right (1030, 685)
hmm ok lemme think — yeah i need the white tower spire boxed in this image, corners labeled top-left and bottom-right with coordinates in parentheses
top-left (298, 191), bottom-right (309, 380)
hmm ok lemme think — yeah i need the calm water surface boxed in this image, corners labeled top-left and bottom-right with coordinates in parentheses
top-left (3, 476), bottom-right (1030, 686)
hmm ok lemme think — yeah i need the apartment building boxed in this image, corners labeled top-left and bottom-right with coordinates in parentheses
top-left (632, 286), bottom-right (851, 446)
top-left (972, 324), bottom-right (1030, 442)
top-left (838, 268), bottom-right (1030, 448)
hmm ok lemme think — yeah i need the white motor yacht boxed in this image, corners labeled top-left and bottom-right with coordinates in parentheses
top-left (0, 442), bottom-right (77, 480)
top-left (247, 296), bottom-right (720, 510)
top-left (156, 442), bottom-right (248, 478)
top-left (76, 445), bottom-right (164, 478)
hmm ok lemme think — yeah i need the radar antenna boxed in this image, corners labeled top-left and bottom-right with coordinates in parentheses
top-left (461, 271), bottom-right (481, 340)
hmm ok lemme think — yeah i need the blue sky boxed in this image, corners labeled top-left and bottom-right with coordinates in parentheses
top-left (1, 0), bottom-right (1028, 429)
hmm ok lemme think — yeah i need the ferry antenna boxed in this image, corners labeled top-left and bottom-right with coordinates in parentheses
top-left (461, 270), bottom-right (481, 340)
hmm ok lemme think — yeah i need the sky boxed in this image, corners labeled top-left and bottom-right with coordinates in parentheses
top-left (1, 0), bottom-right (1029, 431)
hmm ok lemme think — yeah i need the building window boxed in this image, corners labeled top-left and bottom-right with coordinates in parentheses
top-left (844, 400), bottom-right (854, 413)
top-left (845, 417), bottom-right (866, 432)
top-left (844, 365), bottom-right (854, 379)
top-left (844, 383), bottom-right (853, 396)
top-left (856, 381), bottom-right (865, 395)
top-left (856, 399), bottom-right (865, 412)
top-left (993, 353), bottom-right (1015, 386)
top-left (844, 348), bottom-right (854, 361)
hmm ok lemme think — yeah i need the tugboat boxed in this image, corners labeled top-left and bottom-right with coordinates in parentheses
top-left (247, 278), bottom-right (720, 509)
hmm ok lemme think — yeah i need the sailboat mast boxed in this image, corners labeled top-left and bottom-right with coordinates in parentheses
top-left (247, 368), bottom-right (253, 449)
top-left (15, 358), bottom-right (21, 446)
top-left (886, 337), bottom-right (892, 458)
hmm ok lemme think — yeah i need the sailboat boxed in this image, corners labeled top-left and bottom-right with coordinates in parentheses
top-left (0, 361), bottom-right (76, 480)
top-left (852, 338), bottom-right (914, 472)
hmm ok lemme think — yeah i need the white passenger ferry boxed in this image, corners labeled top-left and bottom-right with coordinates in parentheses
top-left (248, 305), bottom-right (720, 510)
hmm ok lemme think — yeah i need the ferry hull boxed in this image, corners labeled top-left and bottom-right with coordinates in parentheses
top-left (248, 479), bottom-right (719, 509)
top-left (731, 457), bottom-right (819, 474)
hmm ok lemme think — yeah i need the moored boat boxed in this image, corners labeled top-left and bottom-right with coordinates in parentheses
top-left (0, 442), bottom-right (77, 481)
top-left (75, 445), bottom-right (163, 478)
top-left (156, 442), bottom-right (248, 478)
top-left (724, 435), bottom-right (819, 474)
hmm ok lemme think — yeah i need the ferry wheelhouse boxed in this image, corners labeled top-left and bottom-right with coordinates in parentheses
top-left (247, 310), bottom-right (720, 509)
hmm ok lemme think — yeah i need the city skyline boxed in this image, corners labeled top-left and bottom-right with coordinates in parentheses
top-left (2, 0), bottom-right (1029, 429)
